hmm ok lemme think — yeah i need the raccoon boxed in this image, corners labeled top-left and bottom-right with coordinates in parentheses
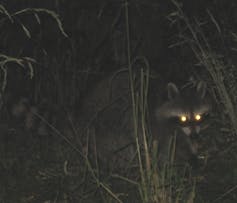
top-left (79, 70), bottom-right (211, 171)
top-left (5, 97), bottom-right (62, 136)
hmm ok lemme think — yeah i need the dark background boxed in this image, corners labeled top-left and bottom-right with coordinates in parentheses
top-left (1, 0), bottom-right (237, 202)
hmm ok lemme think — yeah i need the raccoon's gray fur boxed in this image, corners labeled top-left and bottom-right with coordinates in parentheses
top-left (79, 70), bottom-right (211, 171)
top-left (78, 70), bottom-right (136, 170)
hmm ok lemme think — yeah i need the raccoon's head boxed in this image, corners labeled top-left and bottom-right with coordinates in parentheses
top-left (156, 81), bottom-right (211, 164)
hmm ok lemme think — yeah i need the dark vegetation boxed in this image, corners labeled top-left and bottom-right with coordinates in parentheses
top-left (0, 0), bottom-right (237, 202)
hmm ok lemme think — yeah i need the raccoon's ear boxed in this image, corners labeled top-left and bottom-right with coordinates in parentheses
top-left (167, 83), bottom-right (180, 100)
top-left (196, 81), bottom-right (207, 99)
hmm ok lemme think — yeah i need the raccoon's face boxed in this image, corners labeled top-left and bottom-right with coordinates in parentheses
top-left (156, 81), bottom-right (211, 164)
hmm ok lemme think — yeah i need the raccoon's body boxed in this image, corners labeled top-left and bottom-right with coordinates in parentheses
top-left (79, 70), bottom-right (211, 171)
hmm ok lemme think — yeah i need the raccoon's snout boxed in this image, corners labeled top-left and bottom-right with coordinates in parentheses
top-left (190, 131), bottom-right (200, 139)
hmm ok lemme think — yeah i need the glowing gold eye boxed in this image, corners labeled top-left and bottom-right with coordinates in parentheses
top-left (180, 116), bottom-right (187, 122)
top-left (195, 114), bottom-right (201, 121)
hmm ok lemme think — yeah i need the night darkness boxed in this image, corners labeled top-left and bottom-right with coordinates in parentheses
top-left (0, 0), bottom-right (237, 202)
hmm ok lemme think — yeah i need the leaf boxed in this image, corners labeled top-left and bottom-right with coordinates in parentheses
top-left (21, 24), bottom-right (31, 38)
top-left (207, 9), bottom-right (221, 33)
top-left (34, 13), bottom-right (41, 24)
top-left (27, 61), bottom-right (34, 79)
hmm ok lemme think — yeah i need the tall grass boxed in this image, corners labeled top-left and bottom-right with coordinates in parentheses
top-left (125, 1), bottom-right (196, 202)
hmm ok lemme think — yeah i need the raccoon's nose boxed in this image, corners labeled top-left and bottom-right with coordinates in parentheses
top-left (190, 132), bottom-right (199, 139)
